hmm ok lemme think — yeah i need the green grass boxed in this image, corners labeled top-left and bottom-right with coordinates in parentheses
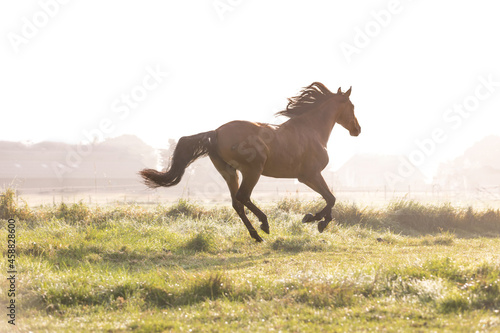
top-left (1, 190), bottom-right (500, 332)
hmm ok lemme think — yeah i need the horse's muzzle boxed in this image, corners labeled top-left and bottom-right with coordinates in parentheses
top-left (350, 126), bottom-right (361, 136)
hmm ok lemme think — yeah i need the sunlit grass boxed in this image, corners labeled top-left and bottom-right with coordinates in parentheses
top-left (1, 188), bottom-right (500, 332)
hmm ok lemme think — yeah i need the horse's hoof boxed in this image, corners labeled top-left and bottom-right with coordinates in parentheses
top-left (260, 223), bottom-right (270, 234)
top-left (252, 232), bottom-right (264, 242)
top-left (318, 220), bottom-right (328, 233)
top-left (302, 213), bottom-right (315, 223)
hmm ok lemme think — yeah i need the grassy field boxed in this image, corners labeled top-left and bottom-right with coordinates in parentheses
top-left (1, 188), bottom-right (500, 332)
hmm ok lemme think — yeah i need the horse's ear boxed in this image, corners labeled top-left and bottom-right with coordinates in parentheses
top-left (337, 87), bottom-right (342, 94)
top-left (345, 86), bottom-right (352, 97)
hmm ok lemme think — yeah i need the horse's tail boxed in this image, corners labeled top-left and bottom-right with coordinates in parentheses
top-left (139, 131), bottom-right (216, 188)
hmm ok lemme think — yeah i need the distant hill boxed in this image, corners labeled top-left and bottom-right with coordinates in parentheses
top-left (0, 135), bottom-right (158, 190)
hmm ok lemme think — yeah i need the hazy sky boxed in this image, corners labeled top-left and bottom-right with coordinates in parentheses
top-left (2, 0), bottom-right (499, 179)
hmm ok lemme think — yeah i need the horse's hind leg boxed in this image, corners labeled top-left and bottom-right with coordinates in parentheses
top-left (209, 155), bottom-right (263, 242)
top-left (236, 171), bottom-right (269, 234)
top-left (298, 173), bottom-right (336, 233)
top-left (245, 201), bottom-right (269, 234)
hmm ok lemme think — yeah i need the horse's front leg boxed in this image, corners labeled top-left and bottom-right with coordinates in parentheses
top-left (298, 173), bottom-right (336, 233)
top-left (301, 205), bottom-right (330, 223)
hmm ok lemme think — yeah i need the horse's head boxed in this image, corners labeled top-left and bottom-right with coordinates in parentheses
top-left (335, 87), bottom-right (361, 136)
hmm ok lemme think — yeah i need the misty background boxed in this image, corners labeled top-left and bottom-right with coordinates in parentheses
top-left (1, 1), bottom-right (499, 206)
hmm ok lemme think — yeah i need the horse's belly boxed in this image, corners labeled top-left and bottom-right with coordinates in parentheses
top-left (261, 154), bottom-right (302, 178)
top-left (261, 167), bottom-right (298, 179)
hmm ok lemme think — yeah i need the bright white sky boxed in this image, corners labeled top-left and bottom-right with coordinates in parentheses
top-left (1, 0), bottom-right (499, 179)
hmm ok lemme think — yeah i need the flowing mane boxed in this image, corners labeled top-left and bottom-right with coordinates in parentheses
top-left (276, 82), bottom-right (334, 118)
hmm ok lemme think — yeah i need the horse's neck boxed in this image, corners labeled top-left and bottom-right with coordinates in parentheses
top-left (285, 102), bottom-right (339, 146)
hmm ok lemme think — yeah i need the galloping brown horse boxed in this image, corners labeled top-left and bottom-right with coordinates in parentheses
top-left (140, 82), bottom-right (361, 242)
